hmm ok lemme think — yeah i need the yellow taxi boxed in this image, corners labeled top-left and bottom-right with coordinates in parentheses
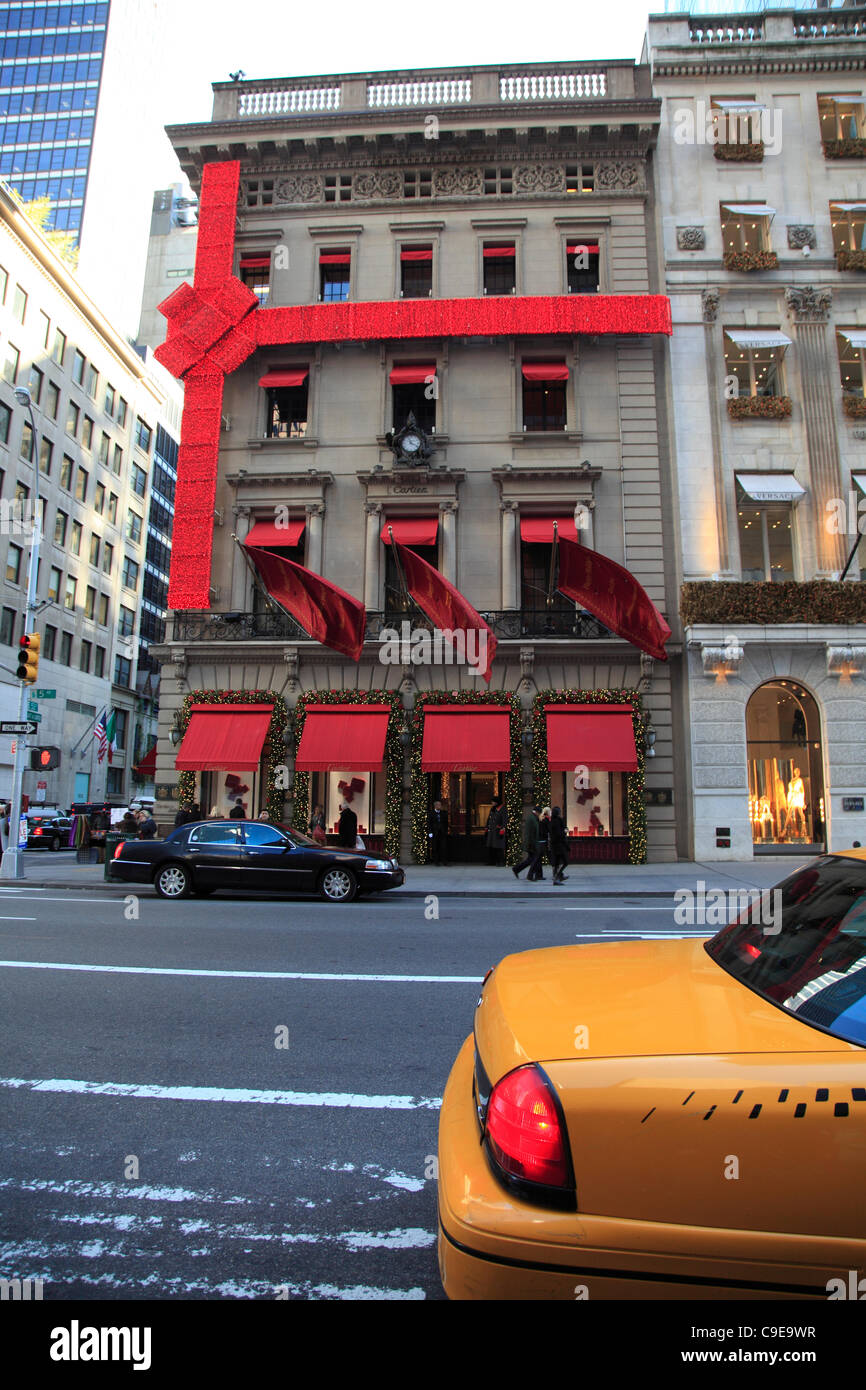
top-left (438, 851), bottom-right (866, 1299)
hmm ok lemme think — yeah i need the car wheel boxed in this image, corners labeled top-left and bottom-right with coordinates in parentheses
top-left (319, 865), bottom-right (358, 903)
top-left (154, 863), bottom-right (192, 900)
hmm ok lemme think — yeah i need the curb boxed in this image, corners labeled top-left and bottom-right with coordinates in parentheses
top-left (14, 880), bottom-right (682, 899)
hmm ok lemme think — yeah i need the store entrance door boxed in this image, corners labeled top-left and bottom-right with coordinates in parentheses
top-left (429, 772), bottom-right (502, 863)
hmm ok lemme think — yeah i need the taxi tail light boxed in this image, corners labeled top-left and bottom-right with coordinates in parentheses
top-left (486, 1064), bottom-right (572, 1192)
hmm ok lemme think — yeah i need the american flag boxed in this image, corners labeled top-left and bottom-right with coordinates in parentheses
top-left (95, 709), bottom-right (108, 763)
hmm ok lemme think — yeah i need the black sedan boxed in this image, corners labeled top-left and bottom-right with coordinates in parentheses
top-left (26, 816), bottom-right (73, 851)
top-left (108, 819), bottom-right (404, 902)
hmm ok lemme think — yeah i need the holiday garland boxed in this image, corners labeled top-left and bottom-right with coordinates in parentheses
top-left (410, 691), bottom-right (522, 865)
top-left (531, 689), bottom-right (648, 865)
top-left (681, 580), bottom-right (866, 627)
top-left (727, 395), bottom-right (792, 420)
top-left (290, 689), bottom-right (404, 859)
top-left (175, 689), bottom-right (290, 822)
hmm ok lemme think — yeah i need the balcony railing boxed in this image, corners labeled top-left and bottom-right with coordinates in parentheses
top-left (170, 608), bottom-right (616, 643)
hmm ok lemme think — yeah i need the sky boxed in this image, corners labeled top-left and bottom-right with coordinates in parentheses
top-left (160, 0), bottom-right (657, 134)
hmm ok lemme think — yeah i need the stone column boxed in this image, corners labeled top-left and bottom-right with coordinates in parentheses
top-left (785, 287), bottom-right (845, 575)
top-left (230, 506), bottom-right (251, 608)
top-left (305, 503), bottom-right (324, 574)
top-left (364, 502), bottom-right (382, 610)
top-left (440, 501), bottom-right (457, 583)
top-left (701, 288), bottom-right (731, 574)
top-left (501, 501), bottom-right (519, 609)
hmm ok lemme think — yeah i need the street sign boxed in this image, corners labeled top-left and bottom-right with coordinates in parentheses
top-left (27, 702), bottom-right (38, 714)
top-left (28, 712), bottom-right (42, 725)
top-left (34, 689), bottom-right (56, 699)
top-left (1, 720), bottom-right (38, 735)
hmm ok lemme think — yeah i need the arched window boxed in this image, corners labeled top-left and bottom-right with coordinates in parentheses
top-left (746, 681), bottom-right (825, 851)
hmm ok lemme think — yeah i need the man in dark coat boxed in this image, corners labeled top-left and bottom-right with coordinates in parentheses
top-left (428, 799), bottom-right (449, 865)
top-left (174, 802), bottom-right (200, 828)
top-left (512, 802), bottom-right (539, 879)
top-left (229, 801), bottom-right (246, 819)
top-left (337, 801), bottom-right (358, 847)
top-left (549, 805), bottom-right (569, 884)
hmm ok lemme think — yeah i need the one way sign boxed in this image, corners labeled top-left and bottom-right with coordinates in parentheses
top-left (1, 720), bottom-right (38, 735)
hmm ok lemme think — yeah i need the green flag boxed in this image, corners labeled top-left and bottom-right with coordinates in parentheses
top-left (106, 709), bottom-right (116, 763)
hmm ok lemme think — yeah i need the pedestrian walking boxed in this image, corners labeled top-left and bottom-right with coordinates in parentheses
top-left (549, 805), bottom-right (569, 884)
top-left (427, 799), bottom-right (449, 865)
top-left (485, 798), bottom-right (506, 866)
top-left (137, 809), bottom-right (157, 840)
top-left (0, 802), bottom-right (10, 856)
top-left (337, 800), bottom-right (357, 848)
top-left (532, 807), bottom-right (551, 881)
top-left (512, 801), bottom-right (539, 879)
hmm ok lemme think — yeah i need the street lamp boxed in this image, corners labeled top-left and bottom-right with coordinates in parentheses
top-left (1, 386), bottom-right (42, 880)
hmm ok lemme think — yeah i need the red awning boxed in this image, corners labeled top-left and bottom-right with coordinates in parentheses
top-left (320, 252), bottom-right (350, 264)
top-left (175, 704), bottom-right (274, 772)
top-left (483, 245), bottom-right (516, 257)
top-left (545, 704), bottom-right (638, 773)
top-left (522, 361), bottom-right (569, 381)
top-left (401, 248), bottom-right (433, 261)
top-left (389, 364), bottom-right (436, 385)
top-left (239, 255), bottom-right (271, 270)
top-left (244, 518), bottom-right (305, 549)
top-left (520, 517), bottom-right (581, 543)
top-left (133, 744), bottom-right (157, 777)
top-left (421, 706), bottom-right (512, 772)
top-left (259, 368), bottom-right (308, 388)
top-left (295, 704), bottom-right (391, 772)
top-left (380, 517), bottom-right (439, 547)
top-left (566, 244), bottom-right (600, 254)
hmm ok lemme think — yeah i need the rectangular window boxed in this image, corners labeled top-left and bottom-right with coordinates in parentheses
top-left (45, 381), bottom-right (60, 419)
top-left (29, 364), bottom-right (43, 403)
top-left (239, 253), bottom-right (270, 307)
top-left (0, 267), bottom-right (6, 303)
top-left (103, 542), bottom-right (113, 575)
top-left (47, 567), bottom-right (62, 603)
top-left (117, 398), bottom-right (128, 428)
top-left (80, 639), bottom-right (91, 673)
top-left (94, 644), bottom-right (105, 677)
top-left (566, 240), bottom-right (601, 294)
top-left (106, 766), bottom-right (124, 795)
top-left (6, 544), bottom-right (22, 584)
top-left (89, 533), bottom-right (100, 566)
top-left (54, 510), bottom-right (67, 545)
top-left (118, 604), bottom-right (135, 636)
top-left (122, 556), bottom-right (139, 591)
top-left (114, 658), bottom-right (131, 689)
top-left (66, 401), bottom-right (79, 437)
top-left (126, 510), bottom-right (142, 544)
top-left (391, 365), bottom-right (437, 434)
top-left (400, 245), bottom-right (433, 299)
top-left (114, 708), bottom-right (129, 749)
top-left (737, 495), bottom-right (794, 583)
top-left (521, 362), bottom-right (568, 432)
top-left (98, 593), bottom-right (109, 626)
top-left (104, 384), bottom-right (115, 416)
top-left (70, 520), bottom-right (82, 556)
top-left (520, 541), bottom-right (574, 621)
top-left (131, 464), bottom-right (147, 497)
top-left (264, 369), bottom-right (309, 439)
top-left (84, 585), bottom-right (96, 619)
top-left (0, 607), bottom-right (14, 646)
top-left (39, 310), bottom-right (51, 349)
top-left (135, 418), bottom-right (152, 453)
top-left (482, 242), bottom-right (516, 296)
top-left (98, 431), bottom-right (109, 465)
top-left (13, 284), bottom-right (27, 323)
top-left (86, 363), bottom-right (98, 397)
top-left (60, 454), bottom-right (73, 490)
top-left (720, 203), bottom-right (773, 255)
top-left (3, 343), bottom-right (20, 383)
top-left (52, 329), bottom-right (67, 368)
top-left (38, 438), bottom-right (52, 476)
top-left (724, 333), bottom-right (787, 398)
top-left (831, 201), bottom-right (866, 256)
top-left (819, 94), bottom-right (866, 145)
top-left (72, 349), bottom-right (85, 385)
top-left (60, 631), bottom-right (72, 666)
top-left (319, 249), bottom-right (351, 303)
top-left (112, 443), bottom-right (122, 475)
top-left (19, 421), bottom-right (33, 460)
top-left (75, 465), bottom-right (88, 500)
top-left (0, 401), bottom-right (10, 445)
top-left (43, 625), bottom-right (56, 661)
top-left (107, 492), bottom-right (118, 524)
top-left (710, 96), bottom-right (764, 147)
top-left (94, 481), bottom-right (105, 513)
top-left (64, 575), bottom-right (77, 610)
top-left (838, 328), bottom-right (866, 398)
top-left (82, 415), bottom-right (93, 449)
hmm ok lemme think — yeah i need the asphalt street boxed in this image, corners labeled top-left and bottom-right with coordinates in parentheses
top-left (0, 885), bottom-right (709, 1301)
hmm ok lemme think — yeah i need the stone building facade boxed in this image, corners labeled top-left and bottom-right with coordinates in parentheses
top-left (151, 62), bottom-right (685, 864)
top-left (645, 5), bottom-right (866, 860)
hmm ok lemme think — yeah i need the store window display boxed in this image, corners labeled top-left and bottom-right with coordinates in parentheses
top-left (746, 682), bottom-right (825, 851)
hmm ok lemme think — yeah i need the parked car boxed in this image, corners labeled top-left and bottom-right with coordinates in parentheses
top-left (26, 816), bottom-right (73, 851)
top-left (438, 851), bottom-right (866, 1300)
top-left (108, 818), bottom-right (404, 902)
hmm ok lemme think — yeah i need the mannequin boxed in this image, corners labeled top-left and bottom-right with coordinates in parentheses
top-left (785, 767), bottom-right (807, 839)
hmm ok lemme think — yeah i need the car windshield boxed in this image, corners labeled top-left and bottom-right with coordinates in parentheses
top-left (705, 855), bottom-right (866, 1048)
top-left (276, 822), bottom-right (317, 847)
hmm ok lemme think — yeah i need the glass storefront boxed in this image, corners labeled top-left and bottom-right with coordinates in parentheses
top-left (549, 769), bottom-right (629, 839)
top-left (429, 771), bottom-right (502, 861)
top-left (746, 681), bottom-right (826, 852)
top-left (309, 769), bottom-right (386, 838)
top-left (200, 766), bottom-right (263, 819)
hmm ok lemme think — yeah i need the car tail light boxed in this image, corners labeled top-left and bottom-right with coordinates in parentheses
top-left (33, 828), bottom-right (43, 836)
top-left (113, 841), bottom-right (125, 859)
top-left (485, 1064), bottom-right (573, 1196)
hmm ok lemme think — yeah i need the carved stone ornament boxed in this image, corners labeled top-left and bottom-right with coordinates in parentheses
top-left (787, 224), bottom-right (817, 251)
top-left (274, 173), bottom-right (325, 204)
top-left (512, 164), bottom-right (565, 194)
top-left (701, 636), bottom-right (744, 680)
top-left (785, 286), bottom-right (832, 323)
top-left (352, 169), bottom-right (403, 200)
top-left (595, 161), bottom-right (641, 191)
top-left (433, 166), bottom-right (484, 196)
top-left (677, 226), bottom-right (706, 251)
top-left (701, 288), bottom-right (720, 323)
top-left (826, 644), bottom-right (866, 678)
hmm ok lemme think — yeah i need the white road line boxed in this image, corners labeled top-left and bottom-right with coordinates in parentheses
top-left (0, 1076), bottom-right (441, 1110)
top-left (563, 905), bottom-right (674, 912)
top-left (0, 959), bottom-right (481, 983)
top-left (0, 916), bottom-right (36, 920)
top-left (0, 896), bottom-right (126, 905)
top-left (575, 932), bottom-right (711, 940)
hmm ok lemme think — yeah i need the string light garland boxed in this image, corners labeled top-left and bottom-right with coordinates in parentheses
top-left (532, 689), bottom-right (648, 865)
top-left (175, 689), bottom-right (290, 822)
top-left (410, 691), bottom-right (522, 865)
top-left (291, 689), bottom-right (404, 858)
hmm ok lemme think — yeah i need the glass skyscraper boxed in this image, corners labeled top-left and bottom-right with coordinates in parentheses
top-left (0, 3), bottom-right (109, 236)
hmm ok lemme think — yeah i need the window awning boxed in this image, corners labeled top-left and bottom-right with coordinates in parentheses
top-left (133, 744), bottom-right (157, 777)
top-left (295, 704), bottom-right (392, 772)
top-left (736, 473), bottom-right (807, 503)
top-left (566, 243), bottom-right (600, 254)
top-left (320, 252), bottom-right (350, 264)
top-left (830, 203), bottom-right (866, 213)
top-left (239, 255), bottom-right (271, 270)
top-left (713, 100), bottom-right (767, 112)
top-left (520, 516), bottom-right (583, 543)
top-left (828, 94), bottom-right (863, 104)
top-left (421, 706), bottom-right (512, 772)
top-left (483, 245), bottom-right (516, 257)
top-left (401, 248), bottom-right (433, 261)
top-left (839, 329), bottom-right (866, 349)
top-left (380, 517), bottom-right (439, 546)
top-left (259, 368), bottom-right (309, 388)
top-left (724, 330), bottom-right (792, 350)
top-left (175, 704), bottom-right (274, 772)
top-left (721, 204), bottom-right (776, 218)
top-left (390, 364), bottom-right (436, 384)
top-left (522, 361), bottom-right (569, 382)
top-left (545, 704), bottom-right (637, 773)
top-left (244, 518), bottom-right (306, 549)
top-left (545, 704), bottom-right (638, 773)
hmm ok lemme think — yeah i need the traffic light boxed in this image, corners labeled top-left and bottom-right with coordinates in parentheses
top-left (16, 632), bottom-right (40, 683)
top-left (29, 746), bottom-right (60, 771)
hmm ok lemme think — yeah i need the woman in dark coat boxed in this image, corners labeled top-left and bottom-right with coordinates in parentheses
top-left (549, 805), bottom-right (569, 884)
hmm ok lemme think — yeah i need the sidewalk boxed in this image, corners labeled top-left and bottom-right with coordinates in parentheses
top-left (9, 852), bottom-right (812, 896)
